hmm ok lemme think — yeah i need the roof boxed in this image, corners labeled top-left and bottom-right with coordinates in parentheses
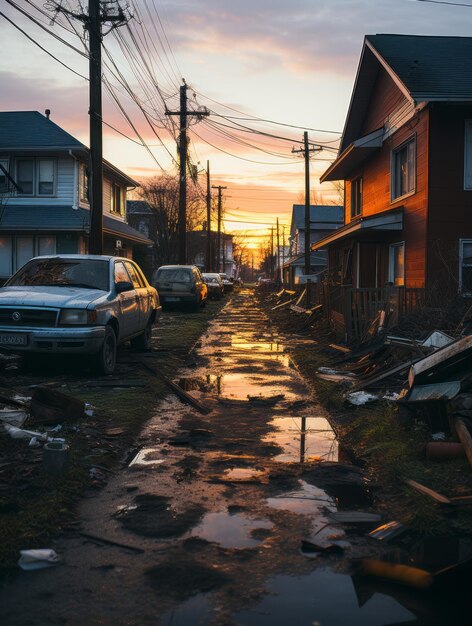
top-left (283, 251), bottom-right (328, 268)
top-left (291, 205), bottom-right (344, 231)
top-left (312, 207), bottom-right (404, 250)
top-left (0, 111), bottom-right (138, 187)
top-left (338, 34), bottom-right (472, 153)
top-left (0, 205), bottom-right (152, 245)
top-left (0, 111), bottom-right (84, 150)
top-left (127, 200), bottom-right (153, 215)
top-left (321, 128), bottom-right (383, 183)
top-left (366, 34), bottom-right (472, 103)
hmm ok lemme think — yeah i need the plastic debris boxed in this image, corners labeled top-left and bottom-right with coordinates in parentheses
top-left (3, 424), bottom-right (48, 441)
top-left (347, 391), bottom-right (378, 406)
top-left (18, 549), bottom-right (61, 571)
top-left (432, 432), bottom-right (446, 441)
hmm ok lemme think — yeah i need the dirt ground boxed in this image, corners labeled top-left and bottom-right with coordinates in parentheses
top-left (0, 289), bottom-right (469, 625)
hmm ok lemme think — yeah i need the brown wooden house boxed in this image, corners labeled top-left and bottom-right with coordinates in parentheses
top-left (314, 34), bottom-right (472, 339)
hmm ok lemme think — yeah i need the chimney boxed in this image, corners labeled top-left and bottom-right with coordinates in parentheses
top-left (45, 109), bottom-right (51, 119)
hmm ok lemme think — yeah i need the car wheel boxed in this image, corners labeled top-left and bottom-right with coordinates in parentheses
top-left (191, 299), bottom-right (201, 312)
top-left (201, 298), bottom-right (206, 309)
top-left (95, 326), bottom-right (117, 375)
top-left (131, 320), bottom-right (152, 351)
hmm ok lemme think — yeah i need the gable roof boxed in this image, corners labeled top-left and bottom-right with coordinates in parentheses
top-left (291, 205), bottom-right (344, 232)
top-left (339, 34), bottom-right (472, 153)
top-left (127, 200), bottom-right (153, 215)
top-left (0, 111), bottom-right (85, 150)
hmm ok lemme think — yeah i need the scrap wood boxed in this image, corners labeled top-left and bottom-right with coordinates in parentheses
top-left (358, 559), bottom-right (434, 589)
top-left (408, 334), bottom-right (472, 387)
top-left (350, 358), bottom-right (419, 392)
top-left (79, 532), bottom-right (144, 553)
top-left (295, 288), bottom-right (307, 307)
top-left (404, 479), bottom-right (452, 505)
top-left (332, 341), bottom-right (386, 365)
top-left (454, 418), bottom-right (472, 469)
top-left (330, 511), bottom-right (382, 524)
top-left (329, 343), bottom-right (351, 355)
top-left (30, 387), bottom-right (85, 424)
top-left (450, 495), bottom-right (472, 504)
top-left (271, 298), bottom-right (295, 311)
top-left (132, 356), bottom-right (211, 415)
top-left (290, 304), bottom-right (307, 314)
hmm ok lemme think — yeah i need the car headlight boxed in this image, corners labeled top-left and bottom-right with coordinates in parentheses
top-left (59, 309), bottom-right (89, 325)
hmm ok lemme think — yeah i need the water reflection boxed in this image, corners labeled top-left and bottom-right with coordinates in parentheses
top-left (263, 416), bottom-right (338, 463)
top-left (190, 510), bottom-right (273, 549)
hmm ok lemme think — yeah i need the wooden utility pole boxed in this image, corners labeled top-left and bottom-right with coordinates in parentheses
top-left (166, 82), bottom-right (209, 264)
top-left (270, 226), bottom-right (274, 279)
top-left (55, 1), bottom-right (127, 255)
top-left (205, 161), bottom-right (212, 272)
top-left (276, 217), bottom-right (281, 287)
top-left (212, 185), bottom-right (226, 272)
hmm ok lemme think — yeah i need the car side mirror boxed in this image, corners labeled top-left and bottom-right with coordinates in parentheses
top-left (115, 280), bottom-right (134, 294)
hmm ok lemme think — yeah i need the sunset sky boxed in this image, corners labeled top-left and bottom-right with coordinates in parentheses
top-left (1, 0), bottom-right (470, 251)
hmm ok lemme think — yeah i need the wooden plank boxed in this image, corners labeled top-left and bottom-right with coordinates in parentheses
top-left (454, 418), bottom-right (472, 469)
top-left (351, 359), bottom-right (418, 392)
top-left (330, 511), bottom-right (382, 523)
top-left (404, 479), bottom-right (452, 505)
top-left (409, 335), bottom-right (472, 387)
top-left (271, 298), bottom-right (295, 311)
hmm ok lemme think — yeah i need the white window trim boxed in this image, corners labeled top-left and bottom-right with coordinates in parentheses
top-left (388, 241), bottom-right (405, 286)
top-left (390, 136), bottom-right (416, 203)
top-left (459, 238), bottom-right (472, 294)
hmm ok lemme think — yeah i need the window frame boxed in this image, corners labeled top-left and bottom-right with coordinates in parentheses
top-left (15, 157), bottom-right (57, 197)
top-left (16, 158), bottom-right (35, 196)
top-left (111, 183), bottom-right (123, 215)
top-left (390, 136), bottom-right (416, 202)
top-left (36, 158), bottom-right (56, 196)
top-left (388, 241), bottom-right (406, 286)
top-left (0, 157), bottom-right (10, 194)
top-left (80, 163), bottom-right (90, 203)
top-left (459, 238), bottom-right (472, 294)
top-left (350, 176), bottom-right (363, 219)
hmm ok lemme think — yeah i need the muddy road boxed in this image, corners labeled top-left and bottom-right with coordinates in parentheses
top-left (0, 290), bottom-right (464, 625)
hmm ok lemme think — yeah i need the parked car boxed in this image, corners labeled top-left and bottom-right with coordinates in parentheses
top-left (202, 273), bottom-right (224, 299)
top-left (153, 265), bottom-right (208, 311)
top-left (0, 255), bottom-right (162, 374)
top-left (218, 273), bottom-right (234, 293)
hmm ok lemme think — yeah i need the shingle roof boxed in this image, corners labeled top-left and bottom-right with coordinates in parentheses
top-left (0, 111), bottom-right (85, 150)
top-left (291, 205), bottom-right (344, 230)
top-left (127, 200), bottom-right (153, 215)
top-left (366, 35), bottom-right (472, 101)
top-left (0, 205), bottom-right (152, 245)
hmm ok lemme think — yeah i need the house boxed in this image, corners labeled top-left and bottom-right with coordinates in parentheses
top-left (126, 199), bottom-right (158, 277)
top-left (284, 204), bottom-right (343, 286)
top-left (187, 230), bottom-right (235, 276)
top-left (314, 35), bottom-right (472, 338)
top-left (0, 110), bottom-right (152, 280)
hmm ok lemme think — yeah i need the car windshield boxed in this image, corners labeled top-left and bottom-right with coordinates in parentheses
top-left (156, 268), bottom-right (192, 283)
top-left (7, 258), bottom-right (110, 291)
top-left (203, 274), bottom-right (220, 284)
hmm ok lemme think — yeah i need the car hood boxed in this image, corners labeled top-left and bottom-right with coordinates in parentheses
top-left (0, 286), bottom-right (108, 308)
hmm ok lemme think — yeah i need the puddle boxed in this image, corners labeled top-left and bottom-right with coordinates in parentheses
top-left (177, 375), bottom-right (222, 393)
top-left (267, 480), bottom-right (335, 515)
top-left (222, 467), bottom-right (266, 482)
top-left (264, 416), bottom-right (338, 463)
top-left (234, 568), bottom-right (418, 625)
top-left (190, 510), bottom-right (273, 549)
top-left (161, 595), bottom-right (213, 626)
top-left (217, 372), bottom-right (296, 400)
top-left (128, 447), bottom-right (166, 467)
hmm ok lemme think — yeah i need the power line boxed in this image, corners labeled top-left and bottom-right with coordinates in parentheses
top-left (413, 0), bottom-right (472, 6)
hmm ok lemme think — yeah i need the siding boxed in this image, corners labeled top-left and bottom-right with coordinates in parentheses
top-left (7, 157), bottom-right (75, 206)
top-left (427, 103), bottom-right (472, 295)
top-left (361, 70), bottom-right (408, 137)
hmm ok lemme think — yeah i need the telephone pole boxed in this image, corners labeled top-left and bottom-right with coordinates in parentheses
top-left (270, 226), bottom-right (274, 279)
top-left (276, 217), bottom-right (281, 287)
top-left (205, 161), bottom-right (212, 272)
top-left (282, 224), bottom-right (286, 286)
top-left (292, 133), bottom-right (322, 276)
top-left (55, 1), bottom-right (127, 255)
top-left (166, 82), bottom-right (209, 264)
top-left (212, 185), bottom-right (226, 272)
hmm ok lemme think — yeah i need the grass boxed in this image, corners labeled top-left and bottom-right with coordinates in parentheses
top-left (0, 297), bottom-right (226, 569)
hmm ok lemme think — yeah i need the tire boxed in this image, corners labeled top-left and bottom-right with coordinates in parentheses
top-left (131, 320), bottom-right (153, 351)
top-left (95, 326), bottom-right (117, 375)
top-left (190, 299), bottom-right (201, 312)
top-left (201, 298), bottom-right (206, 309)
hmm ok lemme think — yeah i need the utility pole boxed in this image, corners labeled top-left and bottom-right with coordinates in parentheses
top-left (212, 185), bottom-right (226, 272)
top-left (276, 217), bottom-right (281, 288)
top-left (55, 1), bottom-right (127, 255)
top-left (205, 161), bottom-right (212, 272)
top-left (166, 82), bottom-right (209, 264)
top-left (282, 224), bottom-right (286, 286)
top-left (292, 133), bottom-right (322, 276)
top-left (270, 226), bottom-right (274, 279)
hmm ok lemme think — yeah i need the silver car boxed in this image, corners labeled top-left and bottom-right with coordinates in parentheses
top-left (0, 255), bottom-right (162, 374)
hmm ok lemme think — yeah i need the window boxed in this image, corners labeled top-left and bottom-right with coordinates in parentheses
top-left (16, 237), bottom-right (34, 271)
top-left (350, 177), bottom-right (362, 218)
top-left (114, 261), bottom-right (130, 285)
top-left (389, 242), bottom-right (405, 286)
top-left (111, 184), bottom-right (122, 215)
top-left (0, 236), bottom-right (56, 277)
top-left (0, 158), bottom-right (9, 193)
top-left (391, 138), bottom-right (415, 200)
top-left (37, 236), bottom-right (56, 256)
top-left (16, 158), bottom-right (56, 196)
top-left (38, 159), bottom-right (54, 195)
top-left (17, 159), bottom-right (34, 195)
top-left (0, 237), bottom-right (12, 277)
top-left (460, 239), bottom-right (472, 293)
top-left (138, 220), bottom-right (149, 238)
top-left (124, 261), bottom-right (144, 289)
top-left (80, 164), bottom-right (90, 202)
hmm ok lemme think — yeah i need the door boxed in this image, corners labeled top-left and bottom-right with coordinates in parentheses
top-left (114, 261), bottom-right (139, 339)
top-left (124, 260), bottom-right (151, 331)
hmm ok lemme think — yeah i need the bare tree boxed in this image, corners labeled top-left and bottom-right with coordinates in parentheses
top-left (138, 174), bottom-right (206, 267)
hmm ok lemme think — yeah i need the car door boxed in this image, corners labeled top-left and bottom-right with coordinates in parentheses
top-left (124, 261), bottom-right (150, 331)
top-left (193, 268), bottom-right (206, 301)
top-left (114, 261), bottom-right (139, 339)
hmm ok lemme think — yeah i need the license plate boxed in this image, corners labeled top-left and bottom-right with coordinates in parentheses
top-left (166, 297), bottom-right (180, 302)
top-left (0, 333), bottom-right (28, 346)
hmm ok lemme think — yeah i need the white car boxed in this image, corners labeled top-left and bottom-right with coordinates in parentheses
top-left (0, 255), bottom-right (162, 374)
